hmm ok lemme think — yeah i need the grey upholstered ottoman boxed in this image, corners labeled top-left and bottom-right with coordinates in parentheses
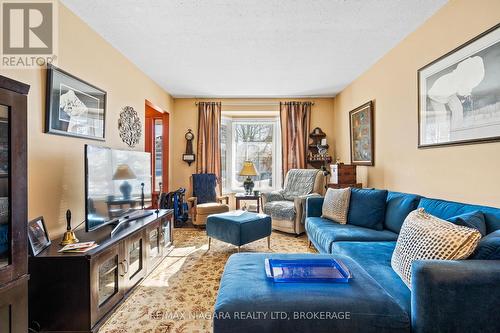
top-left (206, 211), bottom-right (272, 251)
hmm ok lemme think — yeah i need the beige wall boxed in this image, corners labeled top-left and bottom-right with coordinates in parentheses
top-left (171, 98), bottom-right (335, 196)
top-left (0, 3), bottom-right (174, 237)
top-left (3, 0), bottom-right (498, 239)
top-left (333, 0), bottom-right (500, 207)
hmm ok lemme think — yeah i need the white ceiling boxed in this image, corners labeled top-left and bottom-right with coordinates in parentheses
top-left (61, 0), bottom-right (447, 98)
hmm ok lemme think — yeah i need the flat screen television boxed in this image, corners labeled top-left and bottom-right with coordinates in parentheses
top-left (85, 144), bottom-right (153, 232)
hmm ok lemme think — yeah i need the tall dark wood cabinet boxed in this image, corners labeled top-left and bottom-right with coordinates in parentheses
top-left (0, 76), bottom-right (30, 333)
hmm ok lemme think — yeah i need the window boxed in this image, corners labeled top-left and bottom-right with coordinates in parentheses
top-left (145, 102), bottom-right (169, 205)
top-left (221, 115), bottom-right (281, 193)
top-left (153, 119), bottom-right (163, 191)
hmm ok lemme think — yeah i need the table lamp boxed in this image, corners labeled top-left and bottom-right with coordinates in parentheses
top-left (239, 161), bottom-right (258, 195)
top-left (112, 164), bottom-right (137, 199)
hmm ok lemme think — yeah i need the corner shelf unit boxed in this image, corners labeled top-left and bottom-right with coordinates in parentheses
top-left (307, 128), bottom-right (332, 168)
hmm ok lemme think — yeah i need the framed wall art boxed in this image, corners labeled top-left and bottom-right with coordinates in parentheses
top-left (45, 64), bottom-right (106, 140)
top-left (349, 101), bottom-right (374, 166)
top-left (418, 23), bottom-right (500, 148)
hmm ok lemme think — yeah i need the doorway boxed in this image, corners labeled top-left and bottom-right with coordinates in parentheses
top-left (145, 100), bottom-right (169, 207)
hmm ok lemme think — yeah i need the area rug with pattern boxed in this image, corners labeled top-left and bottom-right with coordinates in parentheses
top-left (100, 228), bottom-right (316, 333)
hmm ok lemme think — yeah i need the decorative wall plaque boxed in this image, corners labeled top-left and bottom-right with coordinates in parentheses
top-left (118, 106), bottom-right (141, 147)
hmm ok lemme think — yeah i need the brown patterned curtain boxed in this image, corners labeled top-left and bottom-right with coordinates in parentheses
top-left (280, 101), bottom-right (312, 178)
top-left (196, 102), bottom-right (222, 180)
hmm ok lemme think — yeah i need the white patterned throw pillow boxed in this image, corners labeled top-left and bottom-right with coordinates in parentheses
top-left (321, 188), bottom-right (351, 224)
top-left (391, 208), bottom-right (482, 288)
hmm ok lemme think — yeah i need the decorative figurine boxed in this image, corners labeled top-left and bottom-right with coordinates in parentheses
top-left (60, 209), bottom-right (79, 246)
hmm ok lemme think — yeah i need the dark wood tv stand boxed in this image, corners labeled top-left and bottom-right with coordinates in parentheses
top-left (29, 209), bottom-right (173, 333)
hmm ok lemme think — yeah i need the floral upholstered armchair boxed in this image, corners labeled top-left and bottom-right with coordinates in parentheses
top-left (262, 169), bottom-right (326, 235)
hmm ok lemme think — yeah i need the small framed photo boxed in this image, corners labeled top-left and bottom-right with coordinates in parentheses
top-left (28, 216), bottom-right (51, 256)
top-left (349, 101), bottom-right (374, 166)
top-left (45, 64), bottom-right (106, 141)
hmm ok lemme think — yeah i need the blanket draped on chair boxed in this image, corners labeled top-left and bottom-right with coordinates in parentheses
top-left (282, 169), bottom-right (318, 200)
top-left (192, 173), bottom-right (218, 204)
top-left (263, 169), bottom-right (320, 221)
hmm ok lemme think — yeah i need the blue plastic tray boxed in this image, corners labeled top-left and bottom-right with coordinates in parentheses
top-left (265, 258), bottom-right (352, 283)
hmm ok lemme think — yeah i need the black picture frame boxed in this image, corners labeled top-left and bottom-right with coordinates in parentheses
top-left (418, 23), bottom-right (500, 148)
top-left (27, 216), bottom-right (51, 256)
top-left (45, 64), bottom-right (106, 141)
top-left (349, 101), bottom-right (374, 166)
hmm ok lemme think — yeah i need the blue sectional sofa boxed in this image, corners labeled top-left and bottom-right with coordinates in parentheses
top-left (214, 190), bottom-right (500, 333)
top-left (305, 191), bottom-right (500, 333)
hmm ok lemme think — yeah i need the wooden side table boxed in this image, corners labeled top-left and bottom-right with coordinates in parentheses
top-left (235, 194), bottom-right (261, 212)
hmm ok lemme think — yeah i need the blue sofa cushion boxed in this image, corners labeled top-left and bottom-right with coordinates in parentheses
top-left (418, 197), bottom-right (500, 234)
top-left (332, 241), bottom-right (411, 314)
top-left (471, 230), bottom-right (500, 260)
top-left (306, 217), bottom-right (398, 253)
top-left (347, 188), bottom-right (388, 231)
top-left (214, 253), bottom-right (410, 333)
top-left (447, 211), bottom-right (487, 236)
top-left (384, 192), bottom-right (421, 233)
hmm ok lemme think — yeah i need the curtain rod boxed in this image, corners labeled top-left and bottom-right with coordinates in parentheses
top-left (195, 101), bottom-right (315, 106)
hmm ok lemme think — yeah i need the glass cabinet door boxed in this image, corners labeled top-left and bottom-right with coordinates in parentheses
top-left (124, 232), bottom-right (145, 289)
top-left (128, 239), bottom-right (143, 278)
top-left (0, 80), bottom-right (29, 332)
top-left (0, 105), bottom-right (9, 270)
top-left (161, 216), bottom-right (172, 251)
top-left (98, 255), bottom-right (119, 306)
top-left (149, 228), bottom-right (160, 259)
top-left (91, 245), bottom-right (123, 328)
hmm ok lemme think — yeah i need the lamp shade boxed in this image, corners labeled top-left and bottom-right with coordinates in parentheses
top-left (239, 161), bottom-right (258, 176)
top-left (112, 164), bottom-right (137, 180)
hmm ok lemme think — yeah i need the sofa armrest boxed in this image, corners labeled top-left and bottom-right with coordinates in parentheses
top-left (305, 197), bottom-right (324, 218)
top-left (411, 259), bottom-right (500, 333)
top-left (293, 193), bottom-right (322, 226)
top-left (261, 190), bottom-right (284, 206)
